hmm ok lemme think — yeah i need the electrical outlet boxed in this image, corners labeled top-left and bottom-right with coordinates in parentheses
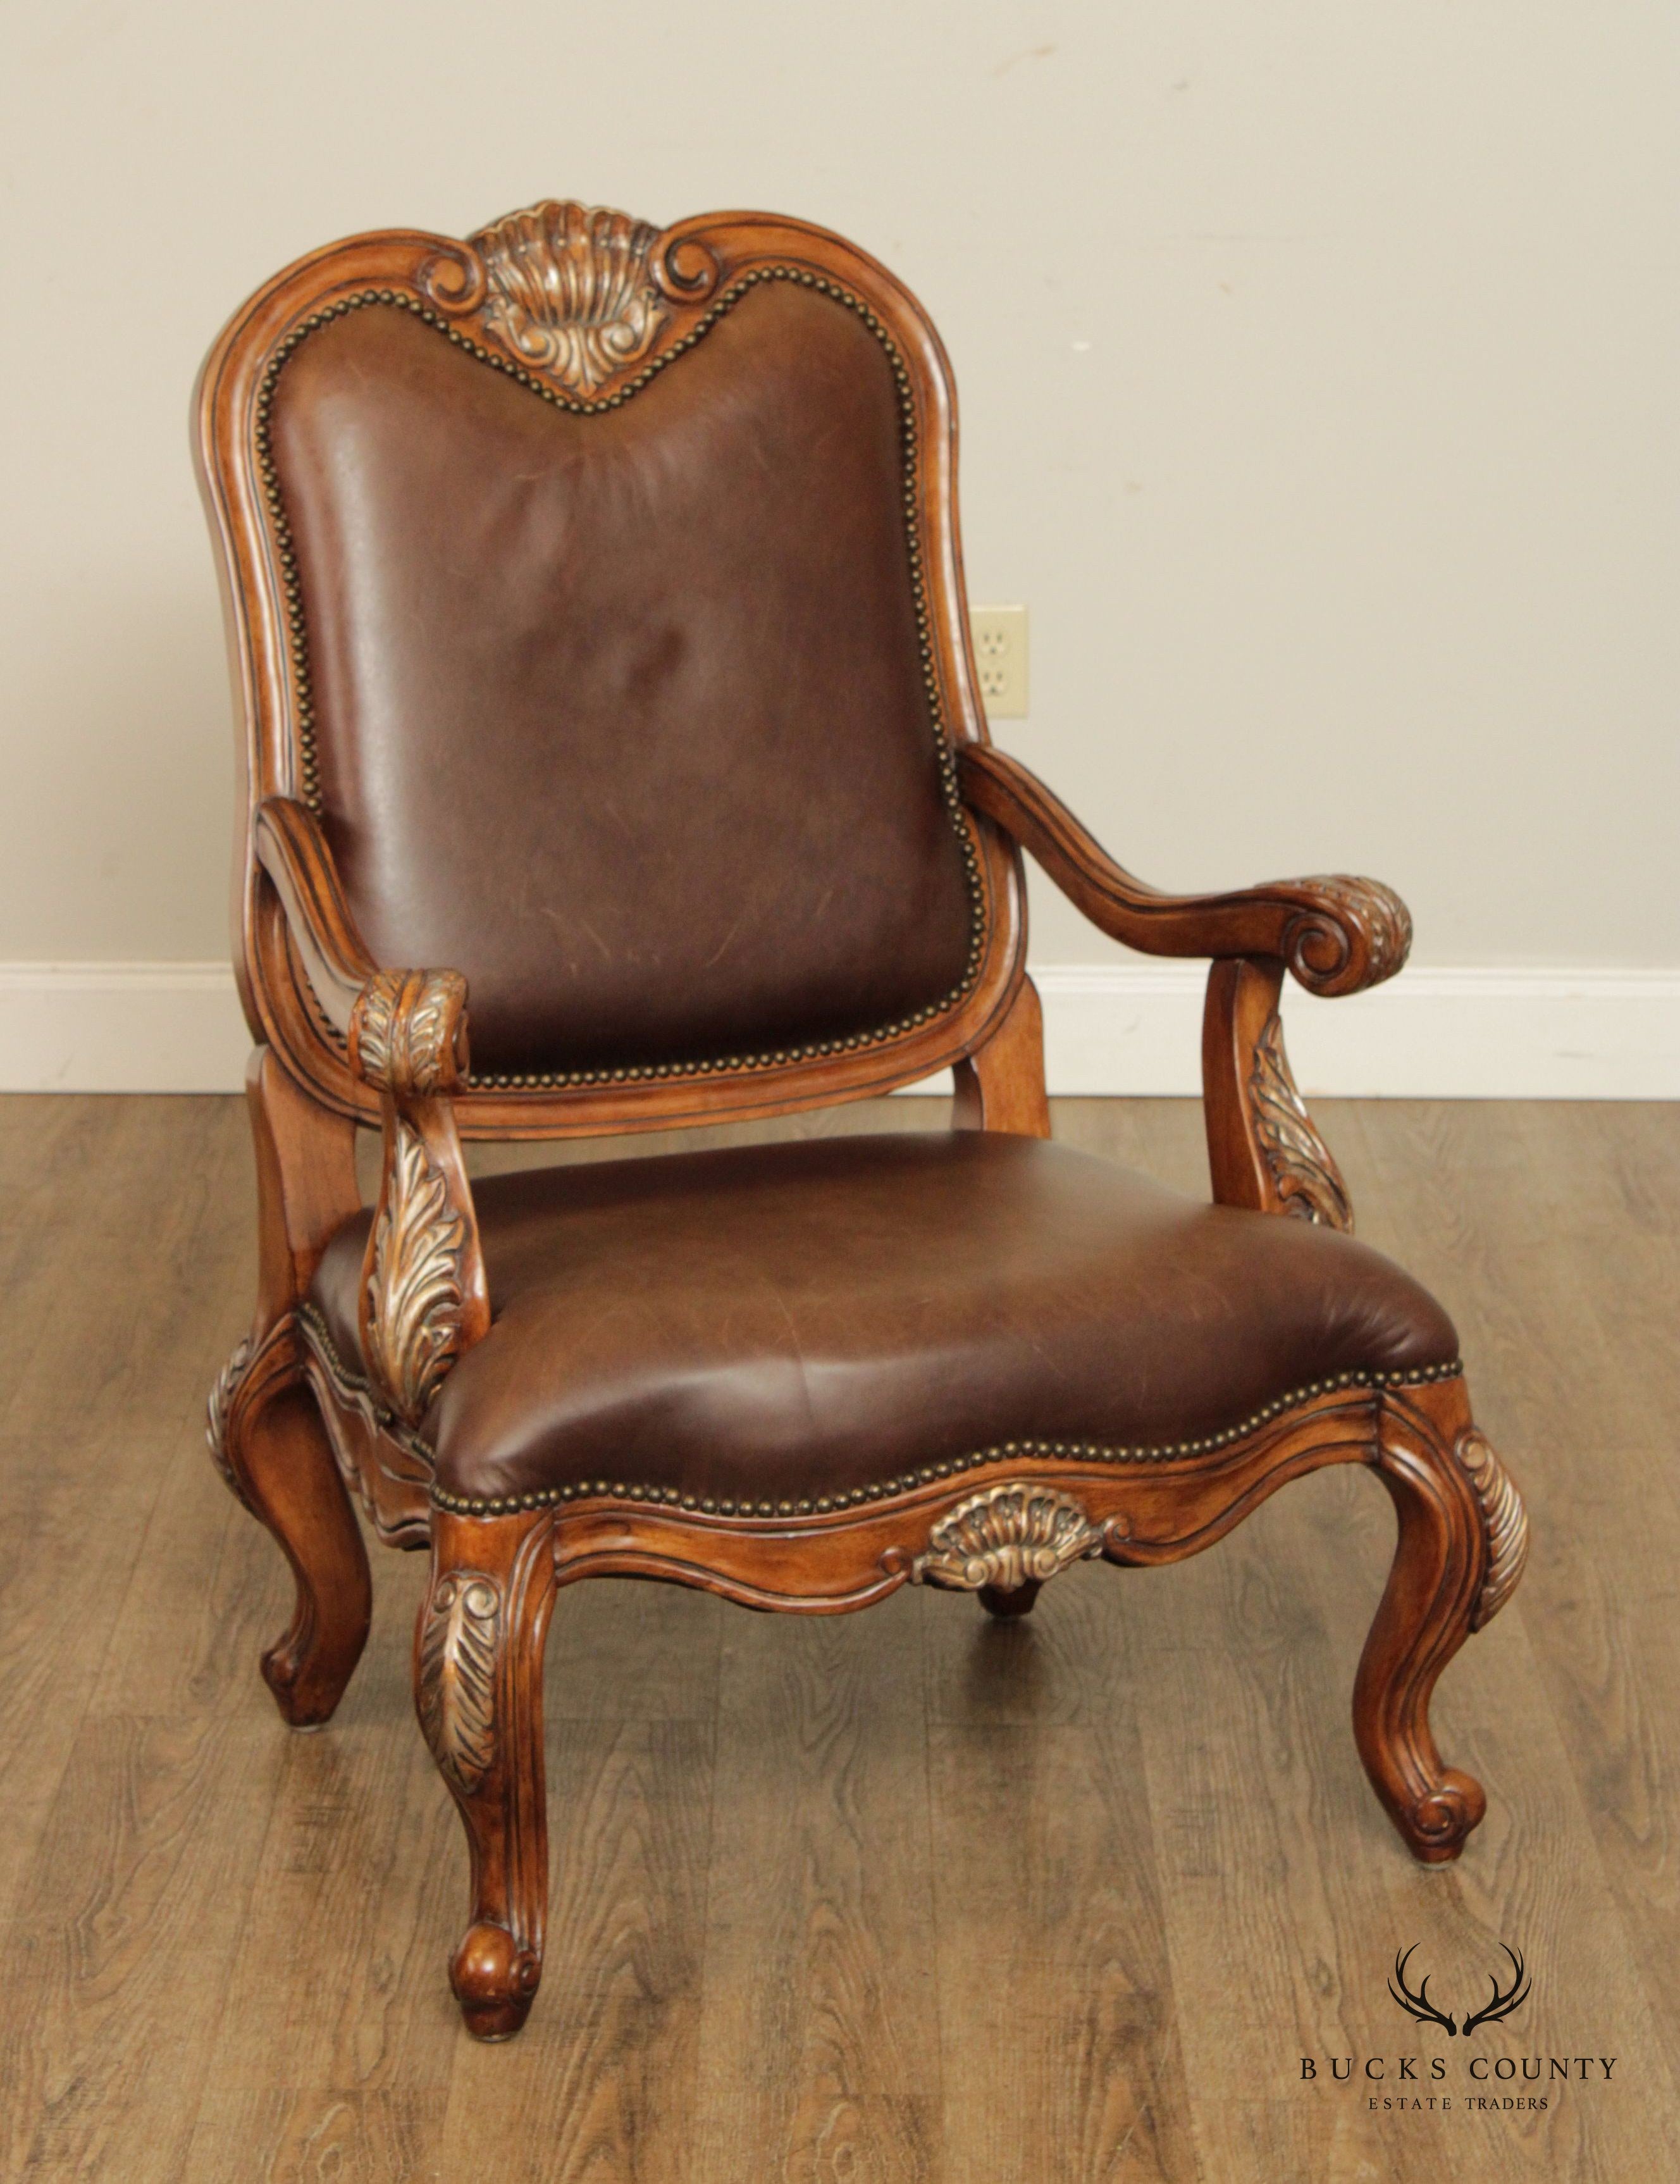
top-left (970, 605), bottom-right (1028, 718)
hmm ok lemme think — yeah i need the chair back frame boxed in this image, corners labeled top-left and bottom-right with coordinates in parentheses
top-left (195, 204), bottom-right (1031, 1141)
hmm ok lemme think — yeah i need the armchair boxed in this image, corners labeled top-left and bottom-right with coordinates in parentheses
top-left (197, 199), bottom-right (1527, 2041)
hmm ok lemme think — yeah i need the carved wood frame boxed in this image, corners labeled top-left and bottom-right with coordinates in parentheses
top-left (394, 1370), bottom-right (1525, 2035)
top-left (197, 198), bottom-right (1528, 2045)
top-left (195, 205), bottom-right (1029, 1145)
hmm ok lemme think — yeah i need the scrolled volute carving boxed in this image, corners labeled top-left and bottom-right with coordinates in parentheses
top-left (350, 969), bottom-right (468, 1096)
top-left (1282, 876), bottom-right (1412, 998)
top-left (651, 230), bottom-right (720, 304)
top-left (364, 1120), bottom-right (466, 1425)
top-left (415, 236), bottom-right (487, 314)
top-left (429, 199), bottom-right (675, 395)
top-left (911, 1482), bottom-right (1104, 1592)
top-left (419, 1571), bottom-right (500, 1794)
top-left (1249, 1012), bottom-right (1354, 1231)
top-left (1455, 1430), bottom-right (1529, 1629)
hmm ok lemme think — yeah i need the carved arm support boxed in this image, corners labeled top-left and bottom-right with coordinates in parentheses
top-left (956, 746), bottom-right (1407, 1232)
top-left (255, 797), bottom-right (489, 1424)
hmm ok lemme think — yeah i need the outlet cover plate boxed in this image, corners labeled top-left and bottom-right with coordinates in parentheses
top-left (970, 605), bottom-right (1028, 718)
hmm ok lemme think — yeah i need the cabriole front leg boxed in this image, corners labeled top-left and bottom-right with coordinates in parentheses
top-left (417, 1508), bottom-right (557, 2040)
top-left (207, 1317), bottom-right (373, 1725)
top-left (1355, 1379), bottom-right (1528, 1861)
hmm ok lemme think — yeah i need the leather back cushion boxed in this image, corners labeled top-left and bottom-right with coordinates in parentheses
top-left (269, 285), bottom-right (976, 1076)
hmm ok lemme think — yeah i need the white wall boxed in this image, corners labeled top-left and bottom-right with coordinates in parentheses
top-left (2, 3), bottom-right (1676, 1089)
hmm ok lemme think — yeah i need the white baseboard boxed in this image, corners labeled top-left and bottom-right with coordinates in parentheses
top-left (1026, 962), bottom-right (1680, 1100)
top-left (2, 963), bottom-right (254, 1094)
top-left (2, 959), bottom-right (1677, 1098)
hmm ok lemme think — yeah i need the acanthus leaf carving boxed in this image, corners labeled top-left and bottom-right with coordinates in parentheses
top-left (1455, 1430), bottom-right (1529, 1629)
top-left (459, 201), bottom-right (672, 395)
top-left (206, 1316), bottom-right (300, 1515)
top-left (365, 1119), bottom-right (465, 1424)
top-left (1250, 1011), bottom-right (1354, 1232)
top-left (350, 969), bottom-right (467, 1095)
top-left (911, 1482), bottom-right (1104, 1592)
top-left (350, 971), bottom-right (402, 1089)
top-left (419, 1571), bottom-right (500, 1794)
top-left (206, 1334), bottom-right (255, 1511)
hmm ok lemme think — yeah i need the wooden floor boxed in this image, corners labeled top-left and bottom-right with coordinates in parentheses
top-left (2, 1092), bottom-right (1677, 2181)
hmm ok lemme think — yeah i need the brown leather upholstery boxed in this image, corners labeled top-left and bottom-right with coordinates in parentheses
top-left (268, 286), bottom-right (974, 1077)
top-left (309, 1131), bottom-right (1458, 1508)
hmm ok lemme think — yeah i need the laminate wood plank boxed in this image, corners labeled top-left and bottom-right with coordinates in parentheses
top-left (0, 1099), bottom-right (252, 1935)
top-left (688, 1585), bottom-right (941, 2184)
top-left (0, 1098), bottom-right (238, 1451)
top-left (182, 2088), bottom-right (444, 2184)
top-left (437, 1716), bottom-right (715, 2184)
top-left (546, 1573), bottom-right (724, 1722)
top-left (1350, 1101), bottom-right (1680, 2075)
top-left (1125, 1487), bottom-right (1426, 2183)
top-left (1, 1711), bottom-right (288, 2181)
top-left (923, 1553), bottom-right (1140, 1732)
top-left (924, 1565), bottom-right (1199, 2182)
top-left (1303, 1451), bottom-right (1676, 2180)
top-left (188, 1549), bottom-right (462, 2100)
top-left (3, 1091), bottom-right (1679, 2181)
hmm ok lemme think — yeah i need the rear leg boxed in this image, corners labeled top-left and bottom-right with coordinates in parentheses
top-left (209, 1318), bottom-right (372, 1725)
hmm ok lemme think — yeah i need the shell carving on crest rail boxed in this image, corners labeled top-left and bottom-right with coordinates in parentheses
top-left (1455, 1430), bottom-right (1529, 1629)
top-left (911, 1483), bottom-right (1104, 1592)
top-left (418, 1572), bottom-right (501, 1794)
top-left (365, 1120), bottom-right (466, 1424)
top-left (1250, 1012), bottom-right (1354, 1231)
top-left (450, 201), bottom-right (674, 395)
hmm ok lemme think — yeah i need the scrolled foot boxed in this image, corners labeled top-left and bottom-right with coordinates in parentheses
top-left (452, 1920), bottom-right (542, 2041)
top-left (979, 1579), bottom-right (1042, 1619)
top-left (261, 1630), bottom-right (340, 1728)
top-left (1391, 1768), bottom-right (1488, 1864)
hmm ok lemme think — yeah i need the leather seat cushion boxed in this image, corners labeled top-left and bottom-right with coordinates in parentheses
top-left (308, 1131), bottom-right (1458, 1511)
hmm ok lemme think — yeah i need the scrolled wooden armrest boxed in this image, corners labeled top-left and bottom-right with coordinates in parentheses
top-left (958, 745), bottom-right (1411, 997)
top-left (255, 798), bottom-right (472, 1093)
top-left (252, 797), bottom-right (485, 1425)
top-left (253, 797), bottom-right (379, 1040)
top-left (349, 970), bottom-right (471, 1096)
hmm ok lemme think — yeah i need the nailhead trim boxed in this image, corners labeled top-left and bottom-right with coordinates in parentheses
top-left (252, 269), bottom-right (986, 1094)
top-left (423, 1356), bottom-right (1464, 1518)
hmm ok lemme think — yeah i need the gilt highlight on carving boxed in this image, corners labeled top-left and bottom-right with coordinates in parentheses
top-left (206, 1335), bottom-right (254, 1510)
top-left (350, 969), bottom-right (467, 1096)
top-left (364, 1121), bottom-right (466, 1424)
top-left (1249, 1012), bottom-right (1354, 1231)
top-left (913, 1482), bottom-right (1104, 1592)
top-left (471, 201), bottom-right (670, 394)
top-left (1457, 1430), bottom-right (1529, 1629)
top-left (419, 1572), bottom-right (500, 1794)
